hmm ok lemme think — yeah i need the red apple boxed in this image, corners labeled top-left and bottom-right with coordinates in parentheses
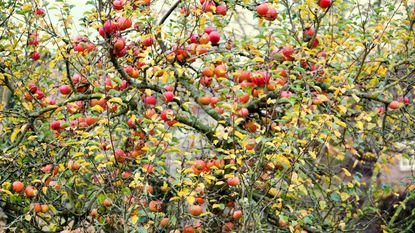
top-left (28, 83), bottom-right (37, 93)
top-left (117, 17), bottom-right (132, 30)
top-left (265, 7), bottom-right (278, 21)
top-left (144, 96), bottom-right (157, 105)
top-left (35, 8), bottom-right (45, 16)
top-left (389, 100), bottom-right (401, 110)
top-left (227, 177), bottom-right (240, 186)
top-left (216, 4), bottom-right (227, 16)
top-left (160, 109), bottom-right (174, 121)
top-left (162, 91), bottom-right (174, 102)
top-left (113, 37), bottom-right (126, 51)
top-left (31, 51), bottom-right (40, 61)
top-left (50, 121), bottom-right (61, 130)
top-left (113, 0), bottom-right (124, 10)
top-left (239, 108), bottom-right (249, 117)
top-left (59, 85), bottom-right (72, 95)
top-left (209, 31), bottom-right (221, 45)
top-left (114, 149), bottom-right (126, 163)
top-left (256, 3), bottom-right (269, 16)
top-left (35, 89), bottom-right (44, 100)
top-left (12, 181), bottom-right (25, 193)
top-left (141, 36), bottom-right (153, 47)
top-left (282, 45), bottom-right (294, 58)
top-left (319, 0), bottom-right (332, 8)
top-left (214, 64), bottom-right (227, 78)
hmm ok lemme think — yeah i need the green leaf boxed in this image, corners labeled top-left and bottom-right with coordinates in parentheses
top-left (330, 192), bottom-right (341, 202)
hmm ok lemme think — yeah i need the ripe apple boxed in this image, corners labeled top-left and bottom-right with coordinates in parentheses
top-left (12, 181), bottom-right (24, 193)
top-left (214, 64), bottom-right (227, 78)
top-left (188, 205), bottom-right (203, 216)
top-left (113, 0), bottom-right (124, 10)
top-left (117, 17), bottom-right (132, 30)
top-left (183, 225), bottom-right (195, 233)
top-left (28, 83), bottom-right (37, 93)
top-left (239, 108), bottom-right (249, 117)
top-left (32, 203), bottom-right (42, 213)
top-left (202, 1), bottom-right (216, 13)
top-left (319, 0), bottom-right (332, 8)
top-left (35, 8), bottom-right (45, 16)
top-left (199, 33), bottom-right (210, 44)
top-left (114, 149), bottom-right (126, 163)
top-left (103, 198), bottom-right (112, 207)
top-left (202, 66), bottom-right (214, 77)
top-left (209, 31), bottom-right (221, 45)
top-left (210, 96), bottom-right (220, 105)
top-left (216, 4), bottom-right (227, 16)
top-left (215, 107), bottom-right (224, 114)
top-left (198, 96), bottom-right (211, 105)
top-left (222, 222), bottom-right (234, 232)
top-left (41, 204), bottom-right (49, 213)
top-left (90, 209), bottom-right (98, 218)
top-left (143, 164), bottom-right (154, 173)
top-left (160, 217), bottom-right (169, 227)
top-left (256, 3), bottom-right (269, 16)
top-left (144, 96), bottom-right (157, 105)
top-left (145, 108), bottom-right (156, 119)
top-left (227, 177), bottom-right (240, 186)
top-left (181, 6), bottom-right (190, 16)
top-left (389, 100), bottom-right (401, 110)
top-left (200, 76), bottom-right (213, 86)
top-left (50, 121), bottom-right (61, 130)
top-left (31, 51), bottom-right (40, 61)
top-left (303, 26), bottom-right (315, 41)
top-left (376, 106), bottom-right (385, 114)
top-left (232, 210), bottom-right (242, 220)
top-left (192, 160), bottom-right (206, 174)
top-left (59, 85), bottom-right (72, 95)
top-left (162, 91), bottom-right (174, 102)
top-left (265, 7), bottom-right (278, 21)
top-left (141, 35), bottom-right (153, 47)
top-left (282, 45), bottom-right (294, 58)
top-left (149, 200), bottom-right (162, 212)
top-left (113, 37), bottom-right (126, 51)
top-left (25, 186), bottom-right (37, 198)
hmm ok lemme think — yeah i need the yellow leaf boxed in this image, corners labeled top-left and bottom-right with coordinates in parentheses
top-left (340, 192), bottom-right (350, 201)
top-left (42, 187), bottom-right (48, 195)
top-left (10, 127), bottom-right (21, 143)
top-left (352, 94), bottom-right (360, 103)
top-left (186, 196), bottom-right (195, 205)
top-left (24, 214), bottom-right (31, 221)
top-left (178, 188), bottom-right (189, 197)
top-left (109, 97), bottom-right (123, 104)
top-left (253, 57), bottom-right (264, 63)
top-left (169, 196), bottom-right (181, 201)
top-left (90, 105), bottom-right (104, 112)
top-left (73, 152), bottom-right (84, 157)
top-left (337, 105), bottom-right (347, 114)
top-left (131, 215), bottom-right (138, 225)
top-left (335, 120), bottom-right (347, 128)
top-left (342, 168), bottom-right (351, 177)
top-left (0, 189), bottom-right (12, 196)
top-left (356, 121), bottom-right (364, 130)
top-left (215, 181), bottom-right (225, 186)
top-left (234, 131), bottom-right (245, 140)
top-left (204, 174), bottom-right (217, 184)
top-left (212, 204), bottom-right (222, 209)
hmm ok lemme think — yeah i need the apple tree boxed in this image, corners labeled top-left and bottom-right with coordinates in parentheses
top-left (0, 0), bottom-right (415, 232)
